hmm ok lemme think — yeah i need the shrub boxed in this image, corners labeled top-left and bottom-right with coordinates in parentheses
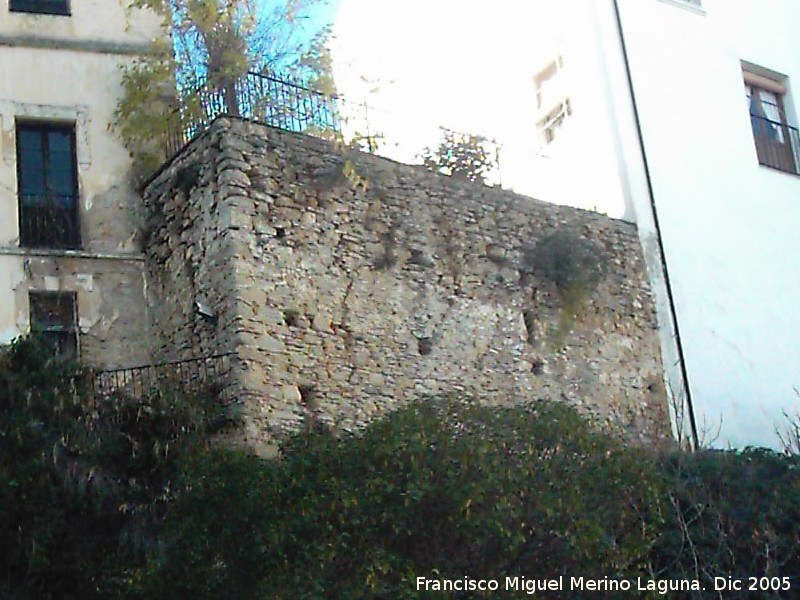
top-left (4, 334), bottom-right (799, 599)
top-left (524, 228), bottom-right (608, 345)
top-left (0, 335), bottom-right (218, 598)
top-left (136, 401), bottom-right (800, 599)
top-left (420, 129), bottom-right (498, 183)
top-left (134, 399), bottom-right (665, 598)
top-left (650, 448), bottom-right (800, 597)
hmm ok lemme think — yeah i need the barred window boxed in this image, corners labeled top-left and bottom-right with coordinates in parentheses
top-left (744, 68), bottom-right (799, 175)
top-left (16, 122), bottom-right (80, 249)
top-left (29, 292), bottom-right (79, 360)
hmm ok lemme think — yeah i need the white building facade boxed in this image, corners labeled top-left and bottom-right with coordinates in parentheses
top-left (586, 0), bottom-right (800, 449)
top-left (0, 0), bottom-right (160, 366)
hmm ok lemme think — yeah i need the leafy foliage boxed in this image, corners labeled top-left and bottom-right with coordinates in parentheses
top-left (529, 228), bottom-right (607, 295)
top-left (132, 399), bottom-right (665, 598)
top-left (652, 449), bottom-right (800, 594)
top-left (525, 228), bottom-right (608, 344)
top-left (0, 335), bottom-right (219, 598)
top-left (114, 0), bottom-right (333, 179)
top-left (133, 401), bottom-right (800, 599)
top-left (2, 336), bottom-right (799, 599)
top-left (114, 43), bottom-right (183, 178)
top-left (421, 128), bottom-right (498, 183)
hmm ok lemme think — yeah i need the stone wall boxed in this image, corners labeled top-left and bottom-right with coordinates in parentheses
top-left (144, 126), bottom-right (240, 363)
top-left (144, 117), bottom-right (670, 448)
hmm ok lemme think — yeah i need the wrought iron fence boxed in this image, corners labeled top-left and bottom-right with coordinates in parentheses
top-left (750, 115), bottom-right (800, 175)
top-left (167, 71), bottom-right (341, 156)
top-left (94, 353), bottom-right (234, 404)
top-left (165, 70), bottom-right (502, 184)
top-left (18, 194), bottom-right (81, 250)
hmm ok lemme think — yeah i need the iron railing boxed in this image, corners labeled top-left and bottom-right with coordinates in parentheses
top-left (18, 193), bottom-right (81, 249)
top-left (94, 353), bottom-right (234, 404)
top-left (167, 71), bottom-right (341, 156)
top-left (750, 115), bottom-right (800, 175)
top-left (165, 70), bottom-right (502, 184)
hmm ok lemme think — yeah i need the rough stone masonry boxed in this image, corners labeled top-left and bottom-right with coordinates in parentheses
top-left (143, 117), bottom-right (670, 451)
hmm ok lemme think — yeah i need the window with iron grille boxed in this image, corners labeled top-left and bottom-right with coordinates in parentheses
top-left (16, 122), bottom-right (81, 249)
top-left (744, 69), bottom-right (799, 175)
top-left (9, 0), bottom-right (69, 15)
top-left (29, 292), bottom-right (79, 360)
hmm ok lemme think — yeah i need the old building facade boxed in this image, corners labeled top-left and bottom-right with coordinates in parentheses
top-left (0, 0), bottom-right (159, 366)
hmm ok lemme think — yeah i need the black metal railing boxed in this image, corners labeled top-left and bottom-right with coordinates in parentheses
top-left (94, 353), bottom-right (234, 404)
top-left (165, 70), bottom-right (503, 185)
top-left (167, 71), bottom-right (341, 156)
top-left (750, 115), bottom-right (800, 175)
top-left (19, 194), bottom-right (81, 249)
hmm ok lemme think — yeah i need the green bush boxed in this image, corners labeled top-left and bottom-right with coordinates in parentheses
top-left (3, 334), bottom-right (799, 599)
top-left (0, 335), bottom-right (217, 599)
top-left (133, 399), bottom-right (665, 599)
top-left (651, 449), bottom-right (800, 596)
top-left (135, 401), bottom-right (800, 599)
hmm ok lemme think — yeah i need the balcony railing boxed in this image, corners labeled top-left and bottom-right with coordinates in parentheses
top-left (750, 115), bottom-right (800, 175)
top-left (167, 71), bottom-right (340, 156)
top-left (94, 353), bottom-right (234, 404)
top-left (165, 71), bottom-right (503, 185)
top-left (19, 193), bottom-right (81, 249)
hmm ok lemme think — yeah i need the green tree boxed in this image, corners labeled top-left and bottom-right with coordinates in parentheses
top-left (115, 0), bottom-right (333, 178)
top-left (421, 128), bottom-right (498, 183)
top-left (0, 335), bottom-right (219, 598)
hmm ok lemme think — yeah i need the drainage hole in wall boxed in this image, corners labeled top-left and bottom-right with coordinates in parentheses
top-left (531, 358), bottom-right (544, 376)
top-left (417, 336), bottom-right (433, 356)
top-left (298, 385), bottom-right (317, 409)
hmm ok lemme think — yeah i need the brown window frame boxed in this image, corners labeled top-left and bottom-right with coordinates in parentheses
top-left (744, 71), bottom-right (799, 175)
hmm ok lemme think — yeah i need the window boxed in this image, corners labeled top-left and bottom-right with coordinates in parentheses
top-left (534, 56), bottom-right (566, 114)
top-left (534, 55), bottom-right (571, 146)
top-left (539, 99), bottom-right (572, 145)
top-left (29, 292), bottom-right (79, 360)
top-left (9, 0), bottom-right (70, 16)
top-left (744, 69), bottom-right (799, 175)
top-left (16, 122), bottom-right (81, 249)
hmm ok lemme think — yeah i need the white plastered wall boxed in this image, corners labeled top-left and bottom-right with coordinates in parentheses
top-left (602, 0), bottom-right (800, 448)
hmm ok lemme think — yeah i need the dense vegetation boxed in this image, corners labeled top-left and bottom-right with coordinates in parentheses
top-left (1, 336), bottom-right (798, 598)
